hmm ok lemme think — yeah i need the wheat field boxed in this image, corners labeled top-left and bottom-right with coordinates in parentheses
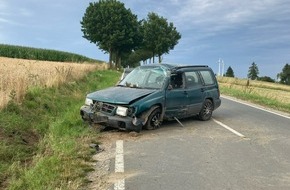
top-left (0, 57), bottom-right (107, 108)
top-left (218, 77), bottom-right (290, 105)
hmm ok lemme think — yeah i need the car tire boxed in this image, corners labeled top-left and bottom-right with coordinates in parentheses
top-left (198, 99), bottom-right (213, 121)
top-left (144, 108), bottom-right (162, 130)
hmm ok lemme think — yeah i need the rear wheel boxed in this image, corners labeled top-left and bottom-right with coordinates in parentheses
top-left (198, 99), bottom-right (213, 121)
top-left (144, 108), bottom-right (162, 130)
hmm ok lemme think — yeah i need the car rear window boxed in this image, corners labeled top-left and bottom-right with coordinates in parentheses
top-left (185, 71), bottom-right (200, 88)
top-left (199, 70), bottom-right (215, 85)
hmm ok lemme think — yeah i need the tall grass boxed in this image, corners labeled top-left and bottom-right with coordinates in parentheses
top-left (0, 44), bottom-right (102, 63)
top-left (218, 77), bottom-right (290, 113)
top-left (0, 70), bottom-right (121, 189)
top-left (0, 57), bottom-right (108, 109)
top-left (218, 77), bottom-right (290, 92)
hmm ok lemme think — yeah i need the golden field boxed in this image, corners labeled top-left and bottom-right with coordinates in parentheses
top-left (0, 57), bottom-right (107, 108)
top-left (218, 77), bottom-right (290, 105)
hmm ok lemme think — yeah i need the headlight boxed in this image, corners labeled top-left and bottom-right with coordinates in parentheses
top-left (85, 98), bottom-right (93, 106)
top-left (116, 106), bottom-right (128, 117)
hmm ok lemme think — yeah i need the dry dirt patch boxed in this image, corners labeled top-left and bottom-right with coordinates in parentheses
top-left (86, 128), bottom-right (158, 190)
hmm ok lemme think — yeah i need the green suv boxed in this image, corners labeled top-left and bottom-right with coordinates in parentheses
top-left (80, 64), bottom-right (221, 132)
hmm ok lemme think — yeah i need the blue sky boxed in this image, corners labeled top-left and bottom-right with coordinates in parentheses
top-left (1, 0), bottom-right (290, 79)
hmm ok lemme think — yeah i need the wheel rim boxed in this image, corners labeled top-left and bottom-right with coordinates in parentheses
top-left (150, 112), bottom-right (161, 128)
top-left (203, 101), bottom-right (213, 117)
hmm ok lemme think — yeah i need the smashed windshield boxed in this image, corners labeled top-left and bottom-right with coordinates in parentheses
top-left (119, 66), bottom-right (168, 89)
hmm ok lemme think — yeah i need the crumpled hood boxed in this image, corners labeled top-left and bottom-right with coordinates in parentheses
top-left (87, 86), bottom-right (156, 104)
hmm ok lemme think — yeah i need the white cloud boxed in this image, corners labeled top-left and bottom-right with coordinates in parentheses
top-left (0, 1), bottom-right (8, 9)
top-left (0, 33), bottom-right (6, 42)
top-left (0, 1), bottom-right (9, 18)
top-left (168, 0), bottom-right (286, 31)
top-left (18, 8), bottom-right (34, 17)
top-left (0, 1), bottom-right (35, 27)
top-left (0, 17), bottom-right (10, 23)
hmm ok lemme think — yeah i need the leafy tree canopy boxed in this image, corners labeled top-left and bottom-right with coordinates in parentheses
top-left (141, 12), bottom-right (181, 63)
top-left (258, 76), bottom-right (275, 83)
top-left (278, 63), bottom-right (290, 85)
top-left (121, 49), bottom-right (153, 68)
top-left (81, 0), bottom-right (141, 68)
top-left (81, 1), bottom-right (181, 68)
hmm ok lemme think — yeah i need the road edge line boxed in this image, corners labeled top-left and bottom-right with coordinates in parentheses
top-left (222, 95), bottom-right (290, 120)
top-left (213, 118), bottom-right (245, 138)
top-left (114, 140), bottom-right (125, 190)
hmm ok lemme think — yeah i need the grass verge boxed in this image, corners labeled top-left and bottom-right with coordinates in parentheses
top-left (219, 81), bottom-right (290, 114)
top-left (0, 70), bottom-right (121, 190)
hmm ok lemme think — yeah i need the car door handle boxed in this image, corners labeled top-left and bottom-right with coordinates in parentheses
top-left (183, 91), bottom-right (188, 95)
top-left (201, 88), bottom-right (205, 92)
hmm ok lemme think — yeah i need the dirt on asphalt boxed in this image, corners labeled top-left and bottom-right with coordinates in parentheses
top-left (86, 126), bottom-right (159, 190)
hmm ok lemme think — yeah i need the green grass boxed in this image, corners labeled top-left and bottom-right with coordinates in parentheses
top-left (0, 44), bottom-right (103, 63)
top-left (220, 85), bottom-right (290, 113)
top-left (0, 70), bottom-right (121, 190)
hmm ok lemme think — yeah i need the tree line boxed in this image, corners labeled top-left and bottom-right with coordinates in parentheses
top-left (225, 62), bottom-right (290, 85)
top-left (81, 0), bottom-right (181, 69)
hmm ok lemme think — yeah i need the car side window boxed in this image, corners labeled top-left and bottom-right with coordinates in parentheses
top-left (185, 71), bottom-right (200, 88)
top-left (199, 70), bottom-right (215, 85)
top-left (170, 73), bottom-right (184, 89)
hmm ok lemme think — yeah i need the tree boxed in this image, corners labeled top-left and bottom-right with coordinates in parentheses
top-left (258, 76), bottom-right (275, 83)
top-left (225, 66), bottom-right (234, 77)
top-left (247, 62), bottom-right (259, 80)
top-left (122, 49), bottom-right (152, 67)
top-left (141, 12), bottom-right (181, 63)
top-left (278, 63), bottom-right (290, 85)
top-left (81, 0), bottom-right (141, 68)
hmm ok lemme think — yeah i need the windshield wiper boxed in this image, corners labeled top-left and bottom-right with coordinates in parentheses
top-left (133, 86), bottom-right (144, 89)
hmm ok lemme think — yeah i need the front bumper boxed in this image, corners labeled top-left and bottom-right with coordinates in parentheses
top-left (80, 105), bottom-right (142, 132)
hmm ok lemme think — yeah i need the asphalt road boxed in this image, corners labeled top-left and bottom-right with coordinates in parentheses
top-left (110, 96), bottom-right (290, 190)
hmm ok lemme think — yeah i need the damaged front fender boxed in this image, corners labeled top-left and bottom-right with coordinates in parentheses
top-left (139, 106), bottom-right (156, 125)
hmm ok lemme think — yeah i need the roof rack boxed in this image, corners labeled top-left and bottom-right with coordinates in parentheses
top-left (175, 65), bottom-right (208, 69)
top-left (168, 65), bottom-right (209, 73)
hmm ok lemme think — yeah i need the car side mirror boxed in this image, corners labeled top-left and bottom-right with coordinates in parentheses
top-left (168, 84), bottom-right (173, 90)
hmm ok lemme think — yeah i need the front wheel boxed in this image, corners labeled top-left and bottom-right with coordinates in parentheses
top-left (198, 99), bottom-right (213, 121)
top-left (144, 108), bottom-right (162, 130)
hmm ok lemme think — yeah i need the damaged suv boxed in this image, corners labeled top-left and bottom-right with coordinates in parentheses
top-left (80, 64), bottom-right (221, 132)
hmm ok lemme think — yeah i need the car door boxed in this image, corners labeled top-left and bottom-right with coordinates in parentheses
top-left (165, 72), bottom-right (189, 118)
top-left (198, 69), bottom-right (220, 103)
top-left (184, 71), bottom-right (204, 115)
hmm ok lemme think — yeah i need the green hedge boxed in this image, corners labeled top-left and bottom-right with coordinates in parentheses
top-left (0, 44), bottom-right (102, 63)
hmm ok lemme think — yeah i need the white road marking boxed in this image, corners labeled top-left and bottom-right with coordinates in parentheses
top-left (114, 140), bottom-right (125, 190)
top-left (213, 118), bottom-right (245, 138)
top-left (115, 140), bottom-right (124, 173)
top-left (222, 95), bottom-right (290, 120)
